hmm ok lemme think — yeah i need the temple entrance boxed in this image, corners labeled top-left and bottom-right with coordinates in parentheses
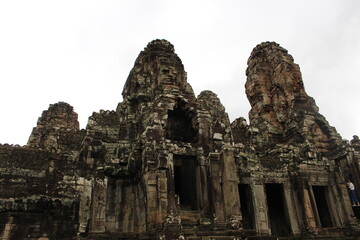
top-left (238, 184), bottom-right (254, 229)
top-left (265, 183), bottom-right (290, 236)
top-left (166, 101), bottom-right (196, 142)
top-left (312, 186), bottom-right (333, 228)
top-left (173, 155), bottom-right (198, 210)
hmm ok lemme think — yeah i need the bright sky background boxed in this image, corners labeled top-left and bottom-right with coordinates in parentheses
top-left (0, 0), bottom-right (359, 145)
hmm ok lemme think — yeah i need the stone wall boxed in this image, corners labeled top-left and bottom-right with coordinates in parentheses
top-left (0, 145), bottom-right (79, 239)
top-left (1, 40), bottom-right (360, 240)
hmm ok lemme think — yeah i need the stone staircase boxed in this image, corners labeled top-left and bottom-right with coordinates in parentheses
top-left (80, 209), bottom-right (360, 240)
top-left (179, 210), bottom-right (249, 240)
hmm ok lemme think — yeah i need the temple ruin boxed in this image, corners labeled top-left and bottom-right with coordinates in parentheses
top-left (1, 39), bottom-right (360, 239)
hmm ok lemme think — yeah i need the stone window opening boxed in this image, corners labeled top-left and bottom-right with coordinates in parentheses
top-left (173, 155), bottom-right (198, 210)
top-left (265, 183), bottom-right (291, 236)
top-left (162, 69), bottom-right (170, 75)
top-left (166, 102), bottom-right (196, 142)
top-left (238, 184), bottom-right (254, 229)
top-left (312, 186), bottom-right (334, 228)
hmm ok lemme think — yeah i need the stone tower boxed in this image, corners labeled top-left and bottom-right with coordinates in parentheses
top-left (79, 39), bottom-right (242, 238)
top-left (232, 42), bottom-right (356, 236)
top-left (0, 40), bottom-right (359, 240)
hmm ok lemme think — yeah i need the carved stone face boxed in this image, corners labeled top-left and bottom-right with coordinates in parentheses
top-left (272, 88), bottom-right (288, 123)
top-left (245, 74), bottom-right (272, 109)
top-left (158, 65), bottom-right (178, 85)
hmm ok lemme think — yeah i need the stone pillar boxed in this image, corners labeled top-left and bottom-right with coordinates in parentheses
top-left (164, 166), bottom-right (181, 240)
top-left (90, 176), bottom-right (107, 233)
top-left (77, 177), bottom-right (93, 234)
top-left (158, 169), bottom-right (168, 219)
top-left (220, 149), bottom-right (242, 228)
top-left (252, 184), bottom-right (270, 235)
top-left (209, 152), bottom-right (226, 224)
top-left (144, 171), bottom-right (163, 232)
top-left (283, 182), bottom-right (301, 235)
top-left (303, 188), bottom-right (317, 232)
top-left (199, 164), bottom-right (210, 214)
top-left (0, 216), bottom-right (13, 240)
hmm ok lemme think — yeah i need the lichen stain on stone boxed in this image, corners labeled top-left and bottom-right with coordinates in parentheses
top-left (1, 39), bottom-right (360, 240)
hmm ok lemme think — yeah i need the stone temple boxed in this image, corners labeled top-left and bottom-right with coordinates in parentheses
top-left (1, 39), bottom-right (360, 240)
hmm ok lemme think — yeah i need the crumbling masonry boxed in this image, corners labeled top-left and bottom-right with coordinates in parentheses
top-left (1, 40), bottom-right (360, 239)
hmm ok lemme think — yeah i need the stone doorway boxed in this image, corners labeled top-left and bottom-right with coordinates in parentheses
top-left (166, 101), bottom-right (196, 143)
top-left (173, 155), bottom-right (198, 210)
top-left (312, 186), bottom-right (333, 228)
top-left (238, 184), bottom-right (254, 229)
top-left (265, 183), bottom-right (291, 236)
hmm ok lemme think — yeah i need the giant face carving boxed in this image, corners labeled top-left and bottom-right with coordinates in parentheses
top-left (158, 65), bottom-right (178, 85)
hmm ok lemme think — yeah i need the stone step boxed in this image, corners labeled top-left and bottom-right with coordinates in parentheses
top-left (80, 232), bottom-right (358, 240)
top-left (180, 210), bottom-right (203, 225)
top-left (186, 237), bottom-right (240, 240)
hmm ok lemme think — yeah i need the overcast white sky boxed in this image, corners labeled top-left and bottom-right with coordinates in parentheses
top-left (0, 0), bottom-right (359, 145)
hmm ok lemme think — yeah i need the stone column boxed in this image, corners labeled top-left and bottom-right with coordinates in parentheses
top-left (90, 176), bottom-right (107, 233)
top-left (77, 177), bottom-right (93, 234)
top-left (220, 149), bottom-right (242, 228)
top-left (303, 188), bottom-right (318, 232)
top-left (0, 216), bottom-right (13, 240)
top-left (164, 165), bottom-right (181, 240)
top-left (199, 164), bottom-right (210, 213)
top-left (209, 152), bottom-right (225, 224)
top-left (144, 171), bottom-right (163, 232)
top-left (104, 178), bottom-right (116, 230)
top-left (252, 184), bottom-right (270, 235)
top-left (283, 182), bottom-right (301, 235)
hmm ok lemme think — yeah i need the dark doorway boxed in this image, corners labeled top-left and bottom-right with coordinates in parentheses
top-left (166, 102), bottom-right (196, 142)
top-left (238, 184), bottom-right (254, 229)
top-left (265, 183), bottom-right (290, 236)
top-left (173, 155), bottom-right (198, 210)
top-left (312, 186), bottom-right (333, 228)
